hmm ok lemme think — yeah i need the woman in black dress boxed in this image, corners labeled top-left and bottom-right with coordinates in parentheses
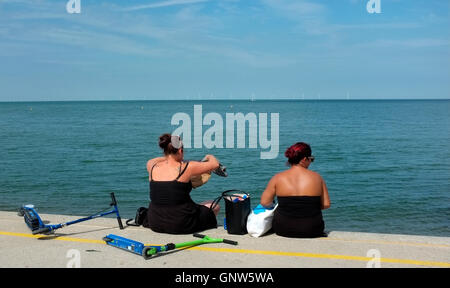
top-left (260, 142), bottom-right (331, 238)
top-left (143, 133), bottom-right (221, 234)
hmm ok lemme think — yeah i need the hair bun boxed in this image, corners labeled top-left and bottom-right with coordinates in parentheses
top-left (159, 133), bottom-right (171, 150)
top-left (285, 142), bottom-right (311, 165)
top-left (284, 146), bottom-right (297, 159)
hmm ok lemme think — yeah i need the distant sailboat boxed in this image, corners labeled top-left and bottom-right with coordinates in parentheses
top-left (250, 92), bottom-right (256, 102)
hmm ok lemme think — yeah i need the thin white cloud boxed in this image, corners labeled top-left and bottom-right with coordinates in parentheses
top-left (0, 0), bottom-right (300, 67)
top-left (40, 28), bottom-right (169, 57)
top-left (123, 0), bottom-right (208, 12)
top-left (0, 0), bottom-right (34, 3)
top-left (333, 22), bottom-right (422, 31)
top-left (356, 38), bottom-right (449, 49)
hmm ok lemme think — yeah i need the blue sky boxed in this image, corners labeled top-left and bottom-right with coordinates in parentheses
top-left (0, 0), bottom-right (448, 101)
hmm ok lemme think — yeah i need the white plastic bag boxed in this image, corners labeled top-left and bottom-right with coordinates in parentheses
top-left (246, 204), bottom-right (278, 237)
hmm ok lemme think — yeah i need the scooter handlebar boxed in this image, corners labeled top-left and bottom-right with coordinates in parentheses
top-left (223, 239), bottom-right (238, 245)
top-left (193, 233), bottom-right (237, 245)
top-left (110, 192), bottom-right (118, 206)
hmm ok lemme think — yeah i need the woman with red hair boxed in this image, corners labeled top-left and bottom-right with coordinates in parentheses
top-left (260, 142), bottom-right (330, 238)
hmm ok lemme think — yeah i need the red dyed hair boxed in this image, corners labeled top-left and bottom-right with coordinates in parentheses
top-left (285, 142), bottom-right (312, 165)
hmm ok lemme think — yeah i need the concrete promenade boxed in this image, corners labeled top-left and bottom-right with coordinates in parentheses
top-left (0, 211), bottom-right (449, 268)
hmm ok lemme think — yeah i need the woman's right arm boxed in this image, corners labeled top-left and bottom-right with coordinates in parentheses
top-left (260, 175), bottom-right (277, 208)
top-left (321, 178), bottom-right (331, 210)
top-left (186, 155), bottom-right (220, 176)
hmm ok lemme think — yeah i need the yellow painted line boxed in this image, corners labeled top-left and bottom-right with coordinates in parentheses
top-left (319, 236), bottom-right (450, 249)
top-left (184, 246), bottom-right (450, 268)
top-left (3, 216), bottom-right (448, 248)
top-left (0, 231), bottom-right (105, 244)
top-left (1, 231), bottom-right (449, 267)
top-left (45, 235), bottom-right (105, 244)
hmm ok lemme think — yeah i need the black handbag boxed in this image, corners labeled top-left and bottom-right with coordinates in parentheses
top-left (126, 207), bottom-right (148, 227)
top-left (211, 190), bottom-right (251, 235)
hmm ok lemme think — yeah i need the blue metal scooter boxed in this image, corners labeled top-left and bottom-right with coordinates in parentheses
top-left (18, 192), bottom-right (124, 235)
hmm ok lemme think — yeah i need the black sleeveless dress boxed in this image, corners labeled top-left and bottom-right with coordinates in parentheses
top-left (272, 196), bottom-right (325, 238)
top-left (143, 162), bottom-right (217, 234)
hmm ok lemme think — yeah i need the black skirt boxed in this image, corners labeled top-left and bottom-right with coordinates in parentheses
top-left (145, 163), bottom-right (217, 234)
top-left (272, 196), bottom-right (325, 238)
top-left (144, 200), bottom-right (217, 234)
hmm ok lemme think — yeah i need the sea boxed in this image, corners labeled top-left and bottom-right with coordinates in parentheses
top-left (0, 100), bottom-right (449, 237)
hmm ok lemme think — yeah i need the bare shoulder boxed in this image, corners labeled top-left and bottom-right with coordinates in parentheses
top-left (146, 157), bottom-right (165, 171)
top-left (309, 170), bottom-right (324, 182)
top-left (272, 170), bottom-right (285, 180)
top-left (146, 158), bottom-right (157, 168)
top-left (146, 159), bottom-right (155, 172)
top-left (269, 170), bottom-right (288, 184)
top-left (262, 172), bottom-right (277, 187)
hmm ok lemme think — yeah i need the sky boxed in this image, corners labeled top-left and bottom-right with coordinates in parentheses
top-left (0, 0), bottom-right (448, 101)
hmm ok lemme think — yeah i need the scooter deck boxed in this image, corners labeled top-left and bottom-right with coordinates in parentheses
top-left (103, 233), bottom-right (238, 259)
top-left (103, 234), bottom-right (146, 257)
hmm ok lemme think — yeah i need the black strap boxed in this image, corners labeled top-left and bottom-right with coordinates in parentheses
top-left (210, 195), bottom-right (222, 212)
top-left (150, 162), bottom-right (158, 181)
top-left (151, 161), bottom-right (190, 181)
top-left (222, 189), bottom-right (248, 201)
top-left (222, 189), bottom-right (246, 197)
top-left (126, 218), bottom-right (140, 227)
top-left (209, 189), bottom-right (248, 212)
top-left (175, 161), bottom-right (190, 180)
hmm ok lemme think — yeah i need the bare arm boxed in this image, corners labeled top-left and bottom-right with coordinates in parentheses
top-left (321, 178), bottom-right (331, 210)
top-left (186, 154), bottom-right (220, 176)
top-left (260, 175), bottom-right (277, 207)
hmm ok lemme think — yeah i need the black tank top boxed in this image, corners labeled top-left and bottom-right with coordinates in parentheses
top-left (149, 161), bottom-right (192, 205)
top-left (273, 196), bottom-right (325, 238)
top-left (277, 196), bottom-right (322, 218)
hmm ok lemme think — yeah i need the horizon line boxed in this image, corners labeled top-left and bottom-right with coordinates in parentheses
top-left (1, 98), bottom-right (449, 103)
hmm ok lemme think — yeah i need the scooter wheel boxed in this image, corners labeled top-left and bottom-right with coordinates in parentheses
top-left (103, 237), bottom-right (113, 243)
top-left (142, 247), bottom-right (154, 260)
top-left (17, 208), bottom-right (25, 217)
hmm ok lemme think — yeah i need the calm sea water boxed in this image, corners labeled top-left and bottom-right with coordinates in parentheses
top-left (0, 100), bottom-right (449, 237)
